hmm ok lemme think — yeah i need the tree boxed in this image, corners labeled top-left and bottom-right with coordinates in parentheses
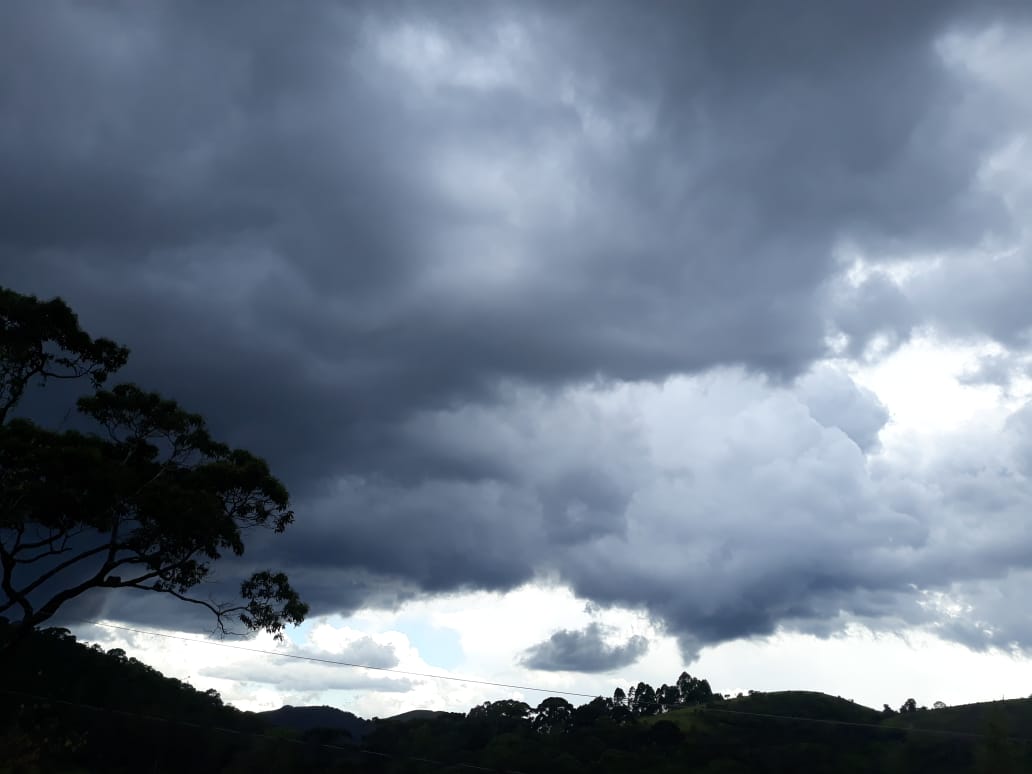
top-left (466, 699), bottom-right (531, 741)
top-left (676, 671), bottom-right (714, 705)
top-left (633, 682), bottom-right (659, 716)
top-left (899, 698), bottom-right (918, 714)
top-left (609, 688), bottom-right (633, 724)
top-left (532, 697), bottom-right (573, 734)
top-left (657, 683), bottom-right (680, 710)
top-left (571, 696), bottom-right (611, 728)
top-left (0, 288), bottom-right (308, 647)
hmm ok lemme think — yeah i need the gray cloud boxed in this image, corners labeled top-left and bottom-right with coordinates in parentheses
top-left (959, 353), bottom-right (1019, 388)
top-left (828, 273), bottom-right (919, 361)
top-left (318, 635), bottom-right (399, 670)
top-left (3, 1), bottom-right (1032, 665)
top-left (521, 623), bottom-right (648, 673)
top-left (199, 661), bottom-right (413, 694)
top-left (796, 365), bottom-right (890, 452)
top-left (286, 369), bottom-right (1032, 661)
top-left (2, 1), bottom-right (1014, 476)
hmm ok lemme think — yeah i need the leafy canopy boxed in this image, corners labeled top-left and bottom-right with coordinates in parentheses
top-left (0, 287), bottom-right (307, 644)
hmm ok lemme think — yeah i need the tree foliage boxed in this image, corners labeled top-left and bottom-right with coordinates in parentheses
top-left (6, 635), bottom-right (1023, 774)
top-left (0, 288), bottom-right (307, 645)
top-left (533, 697), bottom-right (574, 734)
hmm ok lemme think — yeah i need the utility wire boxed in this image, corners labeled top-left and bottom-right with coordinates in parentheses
top-left (74, 619), bottom-right (601, 699)
top-left (63, 620), bottom-right (1032, 743)
top-left (7, 684), bottom-right (1025, 757)
top-left (1, 688), bottom-right (532, 774)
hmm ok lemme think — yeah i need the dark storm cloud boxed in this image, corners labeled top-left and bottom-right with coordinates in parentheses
top-left (334, 369), bottom-right (1032, 661)
top-left (3, 1), bottom-right (1032, 660)
top-left (829, 273), bottom-right (919, 361)
top-left (521, 623), bottom-right (648, 673)
top-left (1, 0), bottom-right (1010, 473)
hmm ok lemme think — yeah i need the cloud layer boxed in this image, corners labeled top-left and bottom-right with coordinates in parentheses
top-left (4, 1), bottom-right (1032, 667)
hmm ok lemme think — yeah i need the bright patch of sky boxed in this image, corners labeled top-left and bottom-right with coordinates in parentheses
top-left (74, 324), bottom-right (1032, 715)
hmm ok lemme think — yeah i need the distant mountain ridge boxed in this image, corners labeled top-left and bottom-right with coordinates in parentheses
top-left (5, 623), bottom-right (1031, 773)
top-left (255, 704), bottom-right (371, 740)
top-left (254, 704), bottom-right (454, 740)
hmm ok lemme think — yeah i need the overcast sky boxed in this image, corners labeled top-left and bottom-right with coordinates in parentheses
top-left (5, 0), bottom-right (1032, 716)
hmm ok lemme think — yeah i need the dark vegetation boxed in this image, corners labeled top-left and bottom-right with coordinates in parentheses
top-left (0, 287), bottom-right (306, 651)
top-left (256, 704), bottom-right (371, 741)
top-left (3, 287), bottom-right (1030, 772)
top-left (2, 622), bottom-right (1030, 773)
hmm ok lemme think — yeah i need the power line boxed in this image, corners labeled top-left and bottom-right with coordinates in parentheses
top-left (63, 620), bottom-right (1032, 744)
top-left (73, 619), bottom-right (600, 700)
top-left (2, 688), bottom-right (533, 774)
top-left (8, 684), bottom-right (1022, 759)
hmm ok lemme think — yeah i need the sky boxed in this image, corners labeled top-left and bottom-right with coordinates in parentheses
top-left (4, 0), bottom-right (1032, 717)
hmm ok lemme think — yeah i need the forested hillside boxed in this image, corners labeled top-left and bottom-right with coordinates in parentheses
top-left (2, 622), bottom-right (1028, 773)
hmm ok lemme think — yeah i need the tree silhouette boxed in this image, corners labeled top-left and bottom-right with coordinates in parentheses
top-left (657, 683), bottom-right (680, 710)
top-left (533, 697), bottom-right (574, 734)
top-left (632, 682), bottom-right (659, 716)
top-left (0, 288), bottom-right (307, 647)
top-left (676, 671), bottom-right (713, 705)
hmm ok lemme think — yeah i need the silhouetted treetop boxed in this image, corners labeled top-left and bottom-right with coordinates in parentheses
top-left (0, 287), bottom-right (307, 648)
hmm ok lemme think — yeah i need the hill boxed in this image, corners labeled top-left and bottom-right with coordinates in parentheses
top-left (254, 705), bottom-right (457, 741)
top-left (0, 623), bottom-right (367, 773)
top-left (0, 624), bottom-right (272, 773)
top-left (652, 690), bottom-right (884, 736)
top-left (384, 708), bottom-right (455, 723)
top-left (713, 690), bottom-right (885, 723)
top-left (3, 622), bottom-right (1030, 773)
top-left (257, 704), bottom-right (369, 740)
top-left (884, 696), bottom-right (1032, 737)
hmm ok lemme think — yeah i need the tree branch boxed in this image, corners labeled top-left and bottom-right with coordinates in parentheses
top-left (13, 529), bottom-right (67, 554)
top-left (0, 542), bottom-right (33, 620)
top-left (25, 545), bottom-right (137, 629)
top-left (7, 542), bottom-right (113, 604)
top-left (105, 516), bottom-right (121, 566)
top-left (18, 545), bottom-right (74, 565)
top-left (13, 527), bottom-right (86, 562)
top-left (123, 583), bottom-right (248, 636)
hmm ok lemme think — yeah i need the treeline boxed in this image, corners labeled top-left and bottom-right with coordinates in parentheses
top-left (0, 624), bottom-right (292, 773)
top-left (1, 622), bottom-right (1026, 773)
top-left (457, 670), bottom-right (716, 737)
top-left (364, 690), bottom-right (1021, 774)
